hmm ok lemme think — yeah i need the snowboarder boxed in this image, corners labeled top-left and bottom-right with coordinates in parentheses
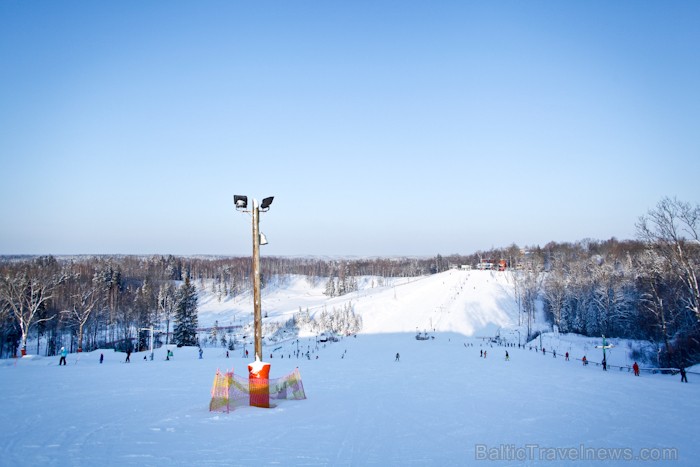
top-left (59, 347), bottom-right (67, 366)
top-left (632, 362), bottom-right (640, 376)
top-left (395, 352), bottom-right (400, 362)
top-left (125, 350), bottom-right (131, 363)
top-left (680, 367), bottom-right (688, 383)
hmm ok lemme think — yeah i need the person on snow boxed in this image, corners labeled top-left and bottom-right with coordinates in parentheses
top-left (553, 349), bottom-right (556, 358)
top-left (59, 346), bottom-right (68, 366)
top-left (480, 349), bottom-right (483, 358)
top-left (505, 351), bottom-right (509, 361)
top-left (484, 350), bottom-right (487, 358)
top-left (199, 348), bottom-right (203, 359)
top-left (565, 352), bottom-right (569, 361)
top-left (395, 352), bottom-right (400, 362)
top-left (125, 350), bottom-right (131, 363)
top-left (582, 355), bottom-right (588, 365)
top-left (99, 353), bottom-right (104, 364)
top-left (602, 357), bottom-right (607, 371)
top-left (632, 362), bottom-right (640, 376)
top-left (680, 367), bottom-right (688, 383)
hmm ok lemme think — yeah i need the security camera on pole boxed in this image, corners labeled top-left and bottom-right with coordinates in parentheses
top-left (234, 194), bottom-right (274, 408)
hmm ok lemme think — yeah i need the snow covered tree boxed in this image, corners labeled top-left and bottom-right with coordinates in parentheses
top-left (324, 277), bottom-right (336, 297)
top-left (61, 270), bottom-right (101, 352)
top-left (157, 282), bottom-right (177, 346)
top-left (173, 276), bottom-right (198, 346)
top-left (542, 254), bottom-right (568, 331)
top-left (0, 257), bottom-right (65, 355)
top-left (636, 197), bottom-right (700, 322)
top-left (210, 320), bottom-right (219, 346)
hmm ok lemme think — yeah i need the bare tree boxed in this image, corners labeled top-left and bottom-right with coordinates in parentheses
top-left (542, 251), bottom-right (569, 331)
top-left (635, 249), bottom-right (676, 366)
top-left (157, 282), bottom-right (176, 346)
top-left (637, 197), bottom-right (700, 321)
top-left (61, 272), bottom-right (101, 352)
top-left (0, 258), bottom-right (65, 355)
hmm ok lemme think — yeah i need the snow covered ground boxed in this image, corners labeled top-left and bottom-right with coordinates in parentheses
top-left (2, 270), bottom-right (698, 466)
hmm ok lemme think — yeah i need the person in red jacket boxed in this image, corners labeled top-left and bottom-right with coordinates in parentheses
top-left (633, 362), bottom-right (640, 376)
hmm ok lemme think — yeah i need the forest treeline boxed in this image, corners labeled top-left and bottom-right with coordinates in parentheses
top-left (1, 197), bottom-right (698, 367)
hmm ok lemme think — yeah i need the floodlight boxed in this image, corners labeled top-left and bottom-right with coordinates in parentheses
top-left (260, 196), bottom-right (274, 210)
top-left (234, 195), bottom-right (248, 209)
top-left (260, 232), bottom-right (268, 245)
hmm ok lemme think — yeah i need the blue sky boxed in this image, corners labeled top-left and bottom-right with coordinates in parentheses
top-left (1, 1), bottom-right (698, 257)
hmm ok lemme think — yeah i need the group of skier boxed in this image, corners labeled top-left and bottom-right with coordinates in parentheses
top-left (469, 342), bottom-right (691, 383)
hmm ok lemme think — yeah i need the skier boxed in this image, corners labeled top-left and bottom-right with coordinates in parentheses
top-left (199, 348), bottom-right (203, 359)
top-left (226, 351), bottom-right (229, 358)
top-left (602, 357), bottom-right (607, 371)
top-left (395, 352), bottom-right (400, 362)
top-left (484, 350), bottom-right (487, 358)
top-left (125, 350), bottom-right (131, 363)
top-left (680, 367), bottom-right (688, 383)
top-left (542, 347), bottom-right (546, 355)
top-left (582, 355), bottom-right (588, 365)
top-left (632, 362), bottom-right (640, 376)
top-left (565, 352), bottom-right (569, 361)
top-left (59, 346), bottom-right (68, 366)
top-left (505, 351), bottom-right (509, 361)
top-left (99, 353), bottom-right (104, 364)
top-left (553, 349), bottom-right (556, 358)
top-left (480, 349), bottom-right (483, 358)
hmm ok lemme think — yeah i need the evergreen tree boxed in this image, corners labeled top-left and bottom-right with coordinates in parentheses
top-left (173, 276), bottom-right (198, 346)
top-left (210, 320), bottom-right (219, 346)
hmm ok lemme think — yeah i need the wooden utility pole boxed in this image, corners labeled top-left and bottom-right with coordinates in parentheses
top-left (252, 199), bottom-right (262, 361)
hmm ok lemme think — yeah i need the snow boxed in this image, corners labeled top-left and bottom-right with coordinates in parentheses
top-left (2, 270), bottom-right (698, 466)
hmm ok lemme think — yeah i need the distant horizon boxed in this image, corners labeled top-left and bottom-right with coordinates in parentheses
top-left (0, 233), bottom-right (641, 260)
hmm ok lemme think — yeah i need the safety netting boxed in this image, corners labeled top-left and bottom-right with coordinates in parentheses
top-left (209, 367), bottom-right (306, 413)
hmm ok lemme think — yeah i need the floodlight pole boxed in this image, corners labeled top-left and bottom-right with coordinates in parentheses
top-left (252, 199), bottom-right (263, 361)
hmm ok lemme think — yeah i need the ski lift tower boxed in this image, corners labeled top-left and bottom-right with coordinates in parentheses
top-left (140, 327), bottom-right (154, 361)
top-left (595, 335), bottom-right (614, 367)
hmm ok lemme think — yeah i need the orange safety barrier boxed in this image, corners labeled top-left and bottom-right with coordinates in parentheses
top-left (248, 360), bottom-right (271, 408)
